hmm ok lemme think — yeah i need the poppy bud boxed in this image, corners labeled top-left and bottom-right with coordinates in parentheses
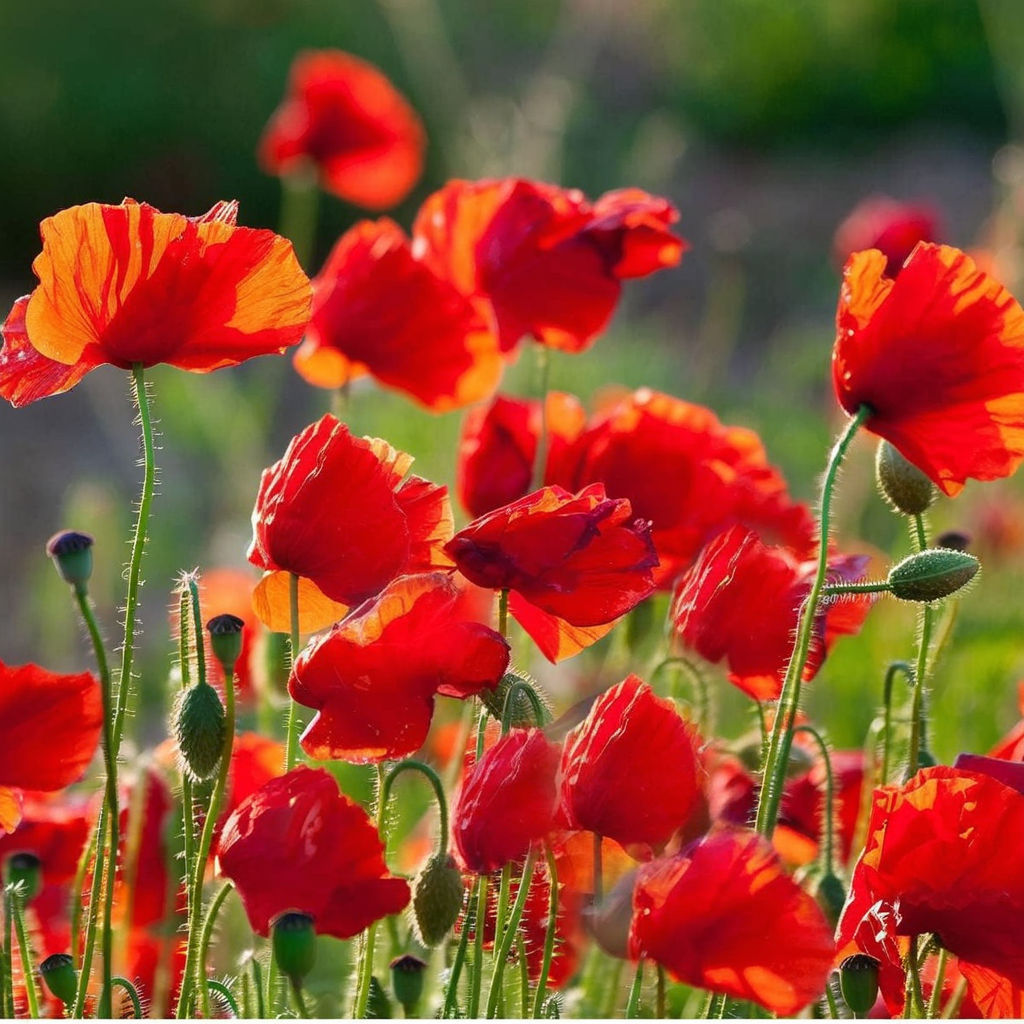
top-left (887, 549), bottom-right (979, 602)
top-left (936, 530), bottom-right (970, 552)
top-left (46, 530), bottom-right (94, 596)
top-left (206, 613), bottom-right (245, 674)
top-left (366, 976), bottom-right (392, 1019)
top-left (411, 853), bottom-right (464, 947)
top-left (389, 954), bottom-right (426, 1013)
top-left (271, 911), bottom-right (317, 984)
top-left (875, 441), bottom-right (936, 516)
top-left (39, 953), bottom-right (78, 1007)
top-left (839, 953), bottom-right (880, 1016)
top-left (797, 864), bottom-right (845, 928)
top-left (173, 682), bottom-right (226, 781)
top-left (543, 996), bottom-right (560, 1018)
top-left (481, 672), bottom-right (545, 728)
top-left (5, 852), bottom-right (41, 903)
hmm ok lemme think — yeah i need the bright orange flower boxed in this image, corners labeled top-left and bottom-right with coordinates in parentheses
top-left (560, 389), bottom-right (816, 587)
top-left (628, 828), bottom-right (835, 1015)
top-left (833, 196), bottom-right (939, 278)
top-left (290, 573), bottom-right (509, 763)
top-left (293, 219), bottom-right (503, 410)
top-left (413, 178), bottom-right (684, 354)
top-left (259, 50), bottom-right (425, 209)
top-left (832, 243), bottom-right (1024, 496)
top-left (456, 392), bottom-right (587, 518)
top-left (446, 484), bottom-right (659, 662)
top-left (838, 765), bottom-right (1024, 1014)
top-left (248, 415), bottom-right (453, 631)
top-left (672, 526), bottom-right (870, 700)
top-left (0, 199), bottom-right (310, 406)
top-left (0, 662), bottom-right (102, 832)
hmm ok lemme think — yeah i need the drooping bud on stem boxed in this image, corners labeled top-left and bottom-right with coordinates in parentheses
top-left (206, 613), bottom-right (245, 676)
top-left (389, 954), bottom-right (426, 1014)
top-left (5, 852), bottom-right (41, 903)
top-left (46, 531), bottom-right (94, 596)
top-left (173, 681), bottom-right (226, 781)
top-left (271, 911), bottom-right (317, 985)
top-left (839, 953), bottom-right (880, 1017)
top-left (39, 953), bottom-right (78, 1008)
top-left (411, 853), bottom-right (465, 947)
top-left (875, 441), bottom-right (936, 516)
top-left (887, 548), bottom-right (980, 602)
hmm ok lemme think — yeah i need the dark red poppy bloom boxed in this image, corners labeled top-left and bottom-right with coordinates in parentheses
top-left (837, 765), bottom-right (1024, 1013)
top-left (629, 828), bottom-right (835, 1015)
top-left (560, 675), bottom-right (703, 856)
top-left (259, 50), bottom-right (425, 209)
top-left (0, 199), bottom-right (311, 407)
top-left (293, 219), bottom-right (503, 410)
top-left (452, 728), bottom-right (560, 874)
top-left (672, 526), bottom-right (870, 700)
top-left (290, 572), bottom-right (509, 763)
top-left (0, 661), bottom-right (102, 832)
top-left (0, 793), bottom-right (91, 885)
top-left (833, 196), bottom-right (940, 278)
top-left (217, 765), bottom-right (410, 938)
top-left (447, 484), bottom-right (659, 662)
top-left (248, 415), bottom-right (453, 631)
top-left (457, 392), bottom-right (586, 518)
top-left (832, 243), bottom-right (1024, 496)
top-left (413, 178), bottom-right (684, 354)
top-left (558, 389), bottom-right (816, 587)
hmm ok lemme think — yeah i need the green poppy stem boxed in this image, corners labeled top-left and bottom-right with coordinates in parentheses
top-left (531, 844), bottom-right (560, 1017)
top-left (486, 851), bottom-right (537, 1018)
top-left (10, 888), bottom-right (40, 1018)
top-left (285, 572), bottom-right (302, 771)
top-left (906, 513), bottom-right (936, 780)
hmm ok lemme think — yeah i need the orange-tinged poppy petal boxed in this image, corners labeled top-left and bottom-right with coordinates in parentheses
top-left (251, 570), bottom-right (350, 634)
top-left (833, 243), bottom-right (1024, 496)
top-left (292, 337), bottom-right (368, 389)
top-left (506, 594), bottom-right (616, 662)
top-left (0, 788), bottom-right (22, 834)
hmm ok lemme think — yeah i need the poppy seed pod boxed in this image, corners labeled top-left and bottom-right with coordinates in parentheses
top-left (271, 911), bottom-right (317, 983)
top-left (839, 953), bottom-right (880, 1016)
top-left (5, 851), bottom-right (41, 903)
top-left (39, 953), bottom-right (78, 1007)
top-left (887, 548), bottom-right (979, 602)
top-left (206, 614), bottom-right (245, 674)
top-left (411, 853), bottom-right (464, 947)
top-left (173, 682), bottom-right (226, 781)
top-left (389, 954), bottom-right (426, 1013)
top-left (875, 440), bottom-right (936, 516)
top-left (46, 531), bottom-right (93, 595)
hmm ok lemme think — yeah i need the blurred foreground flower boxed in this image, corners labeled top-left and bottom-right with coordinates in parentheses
top-left (833, 195), bottom-right (939, 278)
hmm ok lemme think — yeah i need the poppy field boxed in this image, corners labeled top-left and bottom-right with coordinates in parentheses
top-left (3, 5), bottom-right (1024, 1021)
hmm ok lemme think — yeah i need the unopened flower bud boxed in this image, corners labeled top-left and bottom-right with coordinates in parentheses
top-left (839, 953), bottom-right (880, 1016)
top-left (366, 976), bottom-right (392, 1019)
top-left (411, 853), bottom-right (464, 947)
top-left (39, 953), bottom-right (78, 1007)
top-left (206, 614), bottom-right (245, 674)
top-left (875, 441), bottom-right (936, 515)
top-left (797, 864), bottom-right (845, 928)
top-left (389, 954), bottom-right (426, 1013)
top-left (481, 672), bottom-right (545, 728)
top-left (173, 682), bottom-right (226, 781)
top-left (887, 548), bottom-right (979, 602)
top-left (5, 852), bottom-right (41, 903)
top-left (46, 531), bottom-right (94, 595)
top-left (936, 530), bottom-right (970, 552)
top-left (271, 911), bottom-right (317, 984)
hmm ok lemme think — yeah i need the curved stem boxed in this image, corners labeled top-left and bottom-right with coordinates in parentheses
top-left (207, 978), bottom-right (242, 1018)
top-left (381, 759), bottom-right (450, 858)
top-left (442, 880), bottom-right (477, 1018)
top-left (904, 936), bottom-right (926, 1018)
top-left (111, 976), bottom-right (143, 1018)
top-left (906, 513), bottom-right (935, 780)
top-left (530, 345), bottom-right (552, 491)
top-left (353, 765), bottom-right (388, 1018)
top-left (285, 572), bottom-right (302, 771)
top-left (625, 959), bottom-right (644, 1018)
top-left (486, 852), bottom-right (537, 1018)
top-left (501, 680), bottom-right (546, 733)
top-left (11, 890), bottom-right (39, 1018)
top-left (928, 948), bottom-right (949, 1019)
top-left (792, 725), bottom-right (836, 876)
top-left (881, 662), bottom-right (914, 786)
top-left (754, 406), bottom-right (869, 837)
top-left (69, 817), bottom-right (97, 963)
top-left (72, 804), bottom-right (106, 1016)
top-left (531, 845), bottom-right (560, 1017)
top-left (279, 171), bottom-right (320, 272)
top-left (198, 882), bottom-right (235, 1018)
top-left (649, 655), bottom-right (711, 733)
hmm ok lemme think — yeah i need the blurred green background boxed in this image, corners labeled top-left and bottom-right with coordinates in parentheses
top-left (2, 0), bottom-right (1024, 764)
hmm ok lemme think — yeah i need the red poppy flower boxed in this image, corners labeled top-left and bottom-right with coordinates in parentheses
top-left (628, 828), bottom-right (836, 1015)
top-left (446, 484), bottom-right (659, 662)
top-left (293, 219), bottom-right (503, 410)
top-left (457, 392), bottom-right (587, 518)
top-left (413, 178), bottom-right (684, 354)
top-left (259, 50), bottom-right (425, 209)
top-left (0, 661), bottom-right (102, 832)
top-left (560, 676), bottom-right (703, 856)
top-left (833, 196), bottom-right (939, 278)
top-left (0, 199), bottom-right (311, 406)
top-left (838, 765), bottom-right (1024, 1011)
top-left (671, 526), bottom-right (870, 700)
top-left (452, 728), bottom-right (560, 874)
top-left (832, 243), bottom-right (1024, 496)
top-left (0, 793), bottom-right (91, 885)
top-left (290, 572), bottom-right (509, 763)
top-left (216, 765), bottom-right (410, 938)
top-left (559, 389), bottom-right (816, 586)
top-left (248, 415), bottom-right (453, 632)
